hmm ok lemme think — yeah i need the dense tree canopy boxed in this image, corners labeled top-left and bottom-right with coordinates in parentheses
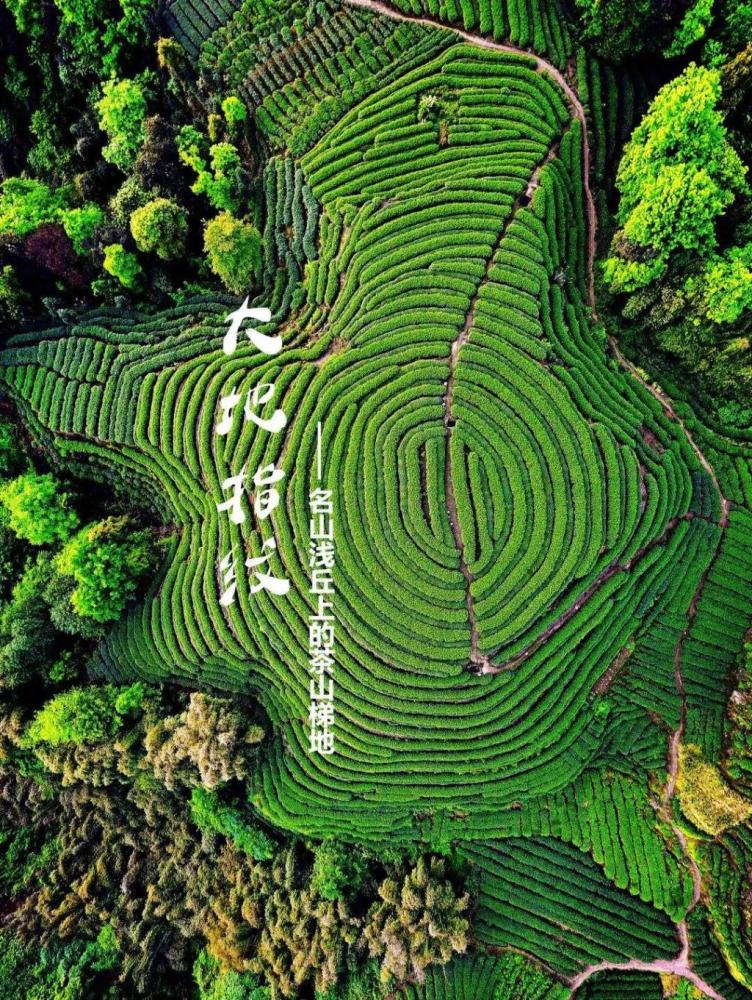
top-left (203, 212), bottom-right (262, 294)
top-left (0, 472), bottom-right (79, 546)
top-left (604, 64), bottom-right (746, 292)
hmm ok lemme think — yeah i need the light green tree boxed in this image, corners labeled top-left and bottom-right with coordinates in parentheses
top-left (605, 64), bottom-right (747, 292)
top-left (0, 472), bottom-right (79, 545)
top-left (103, 243), bottom-right (142, 289)
top-left (129, 197), bottom-right (187, 259)
top-left (56, 516), bottom-right (155, 623)
top-left (203, 212), bottom-right (261, 294)
top-left (96, 77), bottom-right (148, 171)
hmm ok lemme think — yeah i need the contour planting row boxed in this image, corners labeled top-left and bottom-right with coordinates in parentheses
top-left (254, 21), bottom-right (452, 156)
top-left (386, 0), bottom-right (573, 67)
top-left (0, 43), bottom-right (733, 857)
top-left (164, 0), bottom-right (243, 57)
top-left (399, 952), bottom-right (567, 1000)
top-left (460, 837), bottom-right (678, 976)
top-left (682, 509), bottom-right (752, 756)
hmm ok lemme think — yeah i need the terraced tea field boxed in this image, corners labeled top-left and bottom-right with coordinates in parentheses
top-left (2, 0), bottom-right (752, 994)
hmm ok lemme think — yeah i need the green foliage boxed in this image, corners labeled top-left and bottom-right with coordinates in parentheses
top-left (102, 243), bottom-right (142, 289)
top-left (0, 827), bottom-right (58, 897)
top-left (664, 0), bottom-right (714, 57)
top-left (726, 643), bottom-right (752, 785)
top-left (61, 204), bottom-right (104, 255)
top-left (96, 78), bottom-right (149, 172)
top-left (203, 212), bottom-right (261, 294)
top-left (493, 951), bottom-right (569, 999)
top-left (129, 197), bottom-right (187, 259)
top-left (0, 180), bottom-right (102, 258)
top-left (222, 95), bottom-right (248, 127)
top-left (573, 0), bottom-right (665, 62)
top-left (0, 556), bottom-right (56, 689)
top-left (0, 927), bottom-right (119, 1000)
top-left (190, 787), bottom-right (276, 860)
top-left (194, 949), bottom-right (270, 1000)
top-left (690, 243), bottom-right (752, 324)
top-left (50, 0), bottom-right (152, 78)
top-left (0, 418), bottom-right (22, 478)
top-left (0, 472), bottom-right (79, 546)
top-left (24, 686), bottom-right (117, 746)
top-left (0, 179), bottom-right (67, 239)
top-left (605, 64), bottom-right (747, 292)
top-left (23, 682), bottom-right (144, 746)
top-left (109, 175), bottom-right (152, 225)
top-left (56, 516), bottom-right (156, 622)
top-left (0, 266), bottom-right (25, 328)
top-left (312, 839), bottom-right (370, 900)
top-left (176, 123), bottom-right (248, 213)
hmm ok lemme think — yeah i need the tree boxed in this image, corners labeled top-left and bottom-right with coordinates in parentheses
top-left (134, 115), bottom-right (185, 193)
top-left (22, 224), bottom-right (87, 292)
top-left (573, 0), bottom-right (677, 62)
top-left (190, 788), bottom-right (276, 860)
top-left (23, 686), bottom-right (126, 746)
top-left (0, 472), bottom-right (79, 545)
top-left (61, 204), bottom-right (104, 256)
top-left (222, 96), bottom-right (248, 128)
top-left (177, 126), bottom-right (249, 213)
top-left (664, 0), bottom-right (714, 57)
top-left (109, 175), bottom-right (153, 225)
top-left (0, 557), bottom-right (56, 690)
top-left (203, 213), bottom-right (261, 295)
top-left (690, 243), bottom-right (752, 324)
top-left (0, 418), bottom-right (21, 478)
top-left (96, 78), bottom-right (148, 172)
top-left (55, 516), bottom-right (156, 623)
top-left (129, 197), bottom-right (187, 259)
top-left (193, 949), bottom-right (270, 1000)
top-left (362, 856), bottom-right (470, 985)
top-left (605, 64), bottom-right (747, 292)
top-left (312, 839), bottom-right (370, 901)
top-left (0, 179), bottom-right (66, 238)
top-left (102, 242), bottom-right (142, 289)
top-left (144, 692), bottom-right (264, 790)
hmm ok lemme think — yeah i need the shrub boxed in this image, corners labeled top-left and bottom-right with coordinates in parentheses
top-left (203, 212), bottom-right (261, 294)
top-left (0, 472), bottom-right (79, 545)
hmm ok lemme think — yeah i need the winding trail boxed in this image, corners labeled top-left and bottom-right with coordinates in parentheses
top-left (340, 2), bottom-right (732, 994)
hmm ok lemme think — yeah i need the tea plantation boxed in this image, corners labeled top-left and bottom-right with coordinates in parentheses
top-left (1, 0), bottom-right (751, 996)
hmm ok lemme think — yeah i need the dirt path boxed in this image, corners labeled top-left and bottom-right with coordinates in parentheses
top-left (340, 3), bottom-right (731, 994)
